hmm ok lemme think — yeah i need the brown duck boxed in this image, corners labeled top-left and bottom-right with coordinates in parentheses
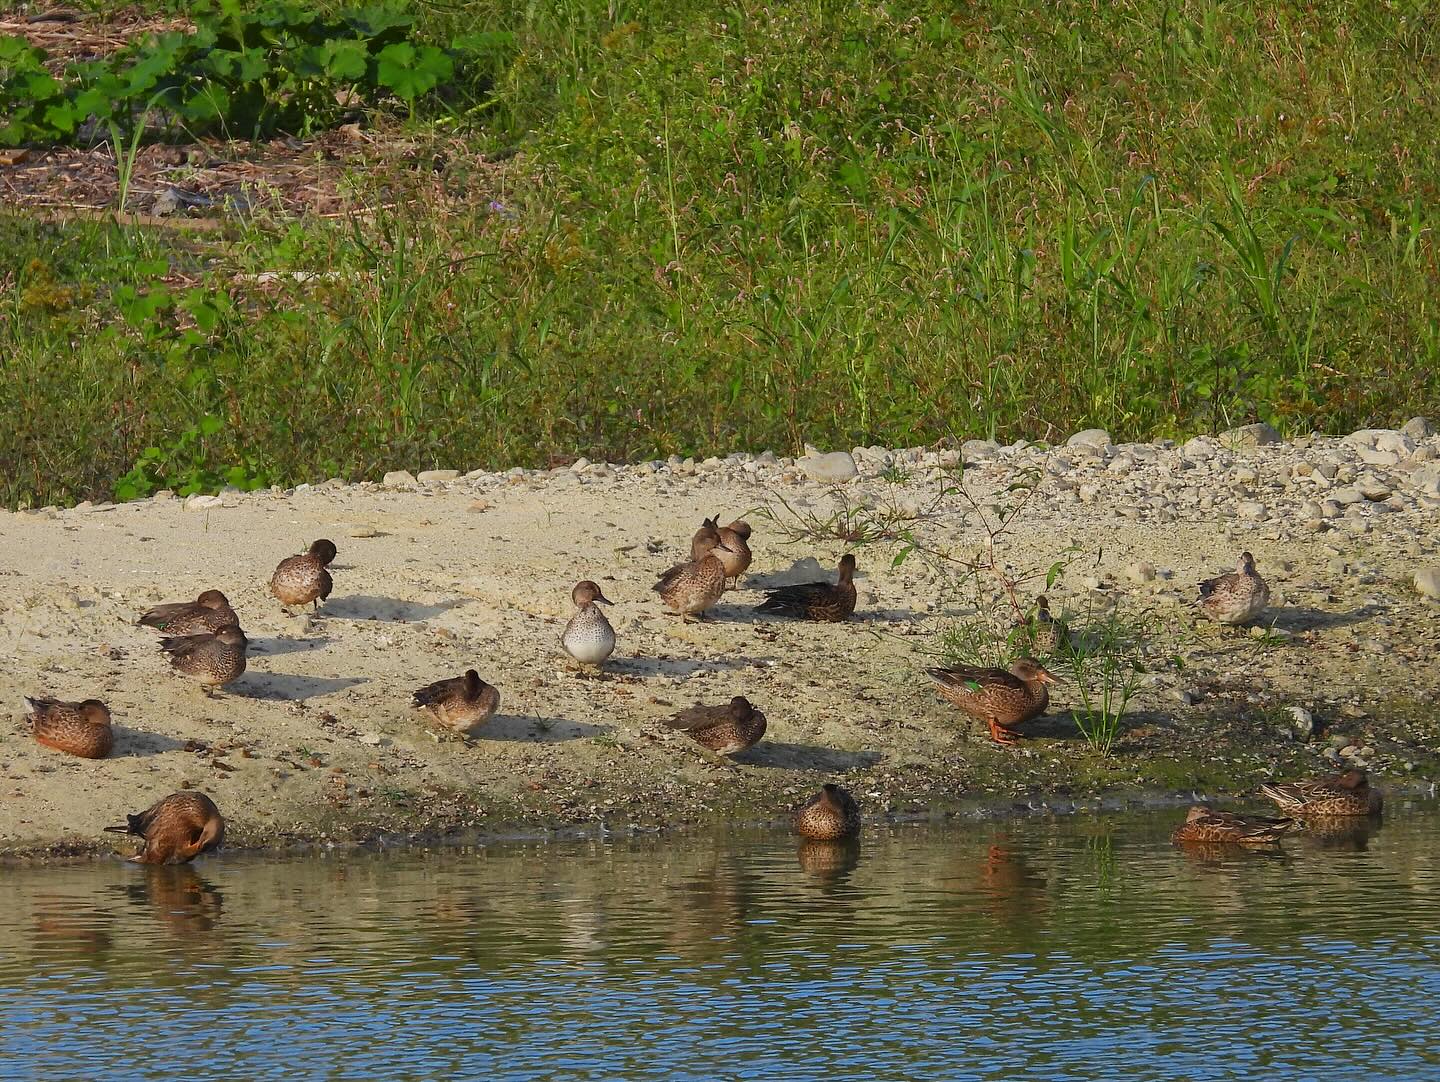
top-left (412, 669), bottom-right (500, 737)
top-left (105, 792), bottom-right (225, 864)
top-left (708, 517), bottom-right (753, 587)
top-left (1259, 769), bottom-right (1383, 818)
top-left (664, 695), bottom-right (767, 756)
top-left (138, 590), bottom-right (237, 636)
top-left (925, 658), bottom-right (1058, 744)
top-left (653, 525), bottom-right (731, 619)
top-left (1171, 806), bottom-right (1296, 847)
top-left (755, 554), bottom-right (857, 621)
top-left (25, 696), bottom-right (113, 759)
top-left (160, 625), bottom-right (247, 692)
top-left (270, 539), bottom-right (337, 609)
top-left (793, 783), bottom-right (860, 840)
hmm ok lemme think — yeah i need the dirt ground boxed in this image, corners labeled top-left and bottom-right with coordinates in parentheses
top-left (3, 438), bottom-right (1439, 859)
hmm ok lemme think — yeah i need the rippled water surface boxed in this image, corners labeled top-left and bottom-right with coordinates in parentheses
top-left (5, 802), bottom-right (1440, 1080)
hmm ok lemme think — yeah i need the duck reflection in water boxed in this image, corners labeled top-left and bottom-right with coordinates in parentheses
top-left (122, 865), bottom-right (225, 935)
top-left (795, 837), bottom-right (862, 892)
top-left (1303, 816), bottom-right (1382, 852)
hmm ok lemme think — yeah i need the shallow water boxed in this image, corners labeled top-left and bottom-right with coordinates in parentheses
top-left (4, 802), bottom-right (1440, 1081)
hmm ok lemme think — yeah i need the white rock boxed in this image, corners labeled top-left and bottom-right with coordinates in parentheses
top-left (961, 439), bottom-right (999, 460)
top-left (1376, 431), bottom-right (1416, 456)
top-left (1345, 429), bottom-right (1389, 449)
top-left (184, 494), bottom-right (223, 510)
top-left (799, 451), bottom-right (858, 483)
top-left (1330, 486), bottom-right (1366, 506)
top-left (382, 470), bottom-right (417, 487)
top-left (1358, 448), bottom-right (1401, 466)
top-left (1066, 428), bottom-right (1112, 450)
top-left (417, 469), bottom-right (459, 483)
top-left (1180, 436), bottom-right (1216, 459)
top-left (1415, 568), bottom-right (1440, 600)
top-left (1125, 561), bottom-right (1157, 583)
top-left (1237, 501), bottom-right (1269, 521)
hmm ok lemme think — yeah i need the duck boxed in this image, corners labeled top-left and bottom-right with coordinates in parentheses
top-left (1196, 551), bottom-right (1269, 625)
top-left (270, 539), bottom-right (337, 610)
top-left (713, 517), bottom-right (753, 587)
top-left (664, 695), bottom-right (767, 756)
top-left (793, 783), bottom-right (860, 840)
top-left (562, 580), bottom-right (616, 667)
top-left (653, 524), bottom-right (731, 620)
top-left (1259, 769), bottom-right (1383, 818)
top-left (138, 590), bottom-right (237, 636)
top-left (25, 696), bottom-right (113, 759)
top-left (1170, 805), bottom-right (1295, 846)
top-left (411, 669), bottom-right (500, 737)
top-left (925, 657), bottom-right (1058, 744)
top-left (755, 554), bottom-right (857, 621)
top-left (104, 792), bottom-right (225, 864)
top-left (160, 625), bottom-right (247, 693)
top-left (1024, 596), bottom-right (1068, 656)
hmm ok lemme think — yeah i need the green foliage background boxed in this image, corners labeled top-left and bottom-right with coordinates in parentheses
top-left (2, 0), bottom-right (1438, 506)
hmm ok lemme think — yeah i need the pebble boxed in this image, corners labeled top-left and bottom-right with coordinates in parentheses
top-left (1125, 561), bottom-right (1156, 584)
top-left (800, 451), bottom-right (858, 483)
top-left (1066, 428), bottom-right (1112, 450)
top-left (1414, 568), bottom-right (1440, 600)
top-left (1286, 706), bottom-right (1316, 739)
top-left (1221, 422), bottom-right (1282, 448)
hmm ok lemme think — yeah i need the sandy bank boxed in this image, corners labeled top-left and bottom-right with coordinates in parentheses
top-left (4, 429), bottom-right (1439, 858)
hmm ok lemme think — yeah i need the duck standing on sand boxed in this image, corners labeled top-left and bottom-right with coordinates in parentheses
top-left (713, 518), bottom-right (753, 588)
top-left (270, 539), bottom-right (337, 611)
top-left (793, 783), bottom-right (860, 840)
top-left (160, 625), bottom-right (247, 694)
top-left (653, 524), bottom-right (732, 620)
top-left (755, 554), bottom-right (857, 622)
top-left (1196, 551), bottom-right (1269, 625)
top-left (664, 696), bottom-right (767, 757)
top-left (105, 792), bottom-right (226, 864)
top-left (412, 669), bottom-right (500, 738)
top-left (1170, 806), bottom-right (1295, 847)
top-left (925, 658), bottom-right (1058, 745)
top-left (138, 590), bottom-right (238, 636)
top-left (25, 696), bottom-right (113, 759)
top-left (562, 580), bottom-right (616, 667)
top-left (1259, 769), bottom-right (1383, 818)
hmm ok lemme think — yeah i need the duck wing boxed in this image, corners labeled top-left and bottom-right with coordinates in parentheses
top-left (756, 580), bottom-right (829, 613)
top-left (652, 561), bottom-right (691, 593)
top-left (413, 676), bottom-right (463, 708)
top-left (665, 704), bottom-right (729, 732)
top-left (158, 632), bottom-right (214, 659)
top-left (925, 665), bottom-right (1025, 694)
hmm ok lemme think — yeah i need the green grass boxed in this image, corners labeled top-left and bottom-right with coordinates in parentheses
top-left (4, 0), bottom-right (1439, 508)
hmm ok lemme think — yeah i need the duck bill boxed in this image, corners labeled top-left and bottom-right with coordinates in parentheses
top-left (594, 591), bottom-right (615, 605)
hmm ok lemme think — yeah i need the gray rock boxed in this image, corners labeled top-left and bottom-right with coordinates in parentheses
top-left (417, 469), bottom-right (459, 483)
top-left (800, 451), bottom-right (858, 483)
top-left (1236, 500), bottom-right (1269, 521)
top-left (1287, 705), bottom-right (1317, 739)
top-left (961, 439), bottom-right (1000, 461)
top-left (1345, 428), bottom-right (1388, 449)
top-left (1402, 416), bottom-right (1435, 439)
top-left (1221, 422), bottom-right (1282, 448)
top-left (1376, 431), bottom-right (1416, 456)
top-left (1180, 436), bottom-right (1216, 459)
top-left (1125, 561), bottom-right (1157, 584)
top-left (1329, 486), bottom-right (1366, 506)
top-left (1414, 567), bottom-right (1440, 600)
top-left (381, 470), bottom-right (417, 487)
top-left (1066, 428), bottom-right (1112, 450)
